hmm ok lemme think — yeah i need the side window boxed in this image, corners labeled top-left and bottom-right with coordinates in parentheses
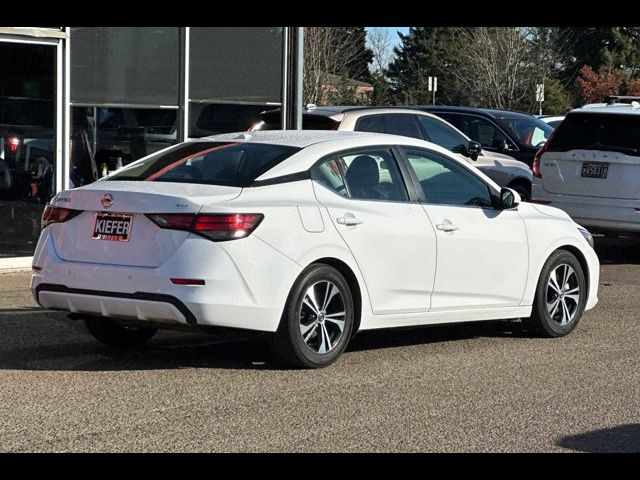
top-left (310, 158), bottom-right (348, 197)
top-left (402, 148), bottom-right (493, 208)
top-left (458, 115), bottom-right (514, 150)
top-left (355, 114), bottom-right (423, 140)
top-left (417, 115), bottom-right (468, 151)
top-left (383, 114), bottom-right (423, 139)
top-left (354, 115), bottom-right (386, 134)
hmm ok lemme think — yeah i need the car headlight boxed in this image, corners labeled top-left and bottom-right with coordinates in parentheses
top-left (577, 226), bottom-right (594, 248)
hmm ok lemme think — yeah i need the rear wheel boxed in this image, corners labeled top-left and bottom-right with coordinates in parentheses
top-left (271, 264), bottom-right (354, 369)
top-left (525, 250), bottom-right (587, 337)
top-left (84, 318), bottom-right (158, 349)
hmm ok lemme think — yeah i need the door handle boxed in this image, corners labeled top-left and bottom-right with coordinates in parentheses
top-left (436, 222), bottom-right (459, 232)
top-left (336, 213), bottom-right (363, 226)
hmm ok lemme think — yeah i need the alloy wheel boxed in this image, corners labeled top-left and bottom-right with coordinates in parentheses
top-left (546, 263), bottom-right (581, 326)
top-left (299, 281), bottom-right (346, 354)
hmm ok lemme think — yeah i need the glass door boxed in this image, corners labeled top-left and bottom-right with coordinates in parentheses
top-left (0, 37), bottom-right (60, 259)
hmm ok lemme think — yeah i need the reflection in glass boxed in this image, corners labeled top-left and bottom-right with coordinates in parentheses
top-left (0, 42), bottom-right (56, 257)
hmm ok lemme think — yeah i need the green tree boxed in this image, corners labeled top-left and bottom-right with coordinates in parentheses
top-left (540, 78), bottom-right (573, 114)
top-left (559, 27), bottom-right (640, 77)
top-left (386, 27), bottom-right (470, 105)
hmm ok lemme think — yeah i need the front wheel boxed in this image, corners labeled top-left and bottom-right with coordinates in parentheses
top-left (271, 264), bottom-right (354, 369)
top-left (84, 318), bottom-right (158, 349)
top-left (509, 181), bottom-right (531, 202)
top-left (525, 250), bottom-right (587, 337)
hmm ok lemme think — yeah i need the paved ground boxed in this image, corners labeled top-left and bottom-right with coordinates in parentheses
top-left (0, 236), bottom-right (639, 452)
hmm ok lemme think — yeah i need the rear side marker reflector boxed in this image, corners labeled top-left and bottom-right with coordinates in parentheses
top-left (146, 213), bottom-right (264, 242)
top-left (32, 266), bottom-right (42, 272)
top-left (170, 278), bottom-right (206, 286)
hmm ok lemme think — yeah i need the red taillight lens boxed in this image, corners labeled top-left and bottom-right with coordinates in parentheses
top-left (7, 136), bottom-right (20, 153)
top-left (146, 213), bottom-right (264, 241)
top-left (41, 206), bottom-right (82, 229)
top-left (145, 214), bottom-right (195, 231)
top-left (532, 129), bottom-right (558, 178)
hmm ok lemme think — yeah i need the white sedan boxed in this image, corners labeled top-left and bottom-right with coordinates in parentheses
top-left (31, 131), bottom-right (599, 368)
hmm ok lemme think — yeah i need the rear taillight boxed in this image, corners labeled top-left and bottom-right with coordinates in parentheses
top-left (41, 206), bottom-right (82, 229)
top-left (7, 136), bottom-right (20, 153)
top-left (532, 129), bottom-right (558, 178)
top-left (146, 213), bottom-right (264, 241)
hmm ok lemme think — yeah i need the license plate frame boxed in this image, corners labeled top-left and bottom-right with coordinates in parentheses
top-left (92, 213), bottom-right (133, 242)
top-left (581, 162), bottom-right (609, 179)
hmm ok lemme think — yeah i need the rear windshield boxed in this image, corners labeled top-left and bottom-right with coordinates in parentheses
top-left (252, 113), bottom-right (339, 131)
top-left (105, 142), bottom-right (300, 187)
top-left (548, 113), bottom-right (640, 156)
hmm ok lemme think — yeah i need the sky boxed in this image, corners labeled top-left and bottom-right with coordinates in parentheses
top-left (366, 27), bottom-right (410, 48)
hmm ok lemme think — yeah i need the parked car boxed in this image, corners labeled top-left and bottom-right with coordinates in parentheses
top-left (251, 106), bottom-right (532, 200)
top-left (532, 103), bottom-right (640, 236)
top-left (32, 131), bottom-right (599, 368)
top-left (412, 106), bottom-right (555, 168)
top-left (538, 115), bottom-right (565, 128)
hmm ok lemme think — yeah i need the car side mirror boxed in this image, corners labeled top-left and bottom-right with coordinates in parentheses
top-left (499, 187), bottom-right (521, 210)
top-left (467, 141), bottom-right (482, 161)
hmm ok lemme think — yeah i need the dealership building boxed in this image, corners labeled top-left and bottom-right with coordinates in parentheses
top-left (0, 27), bottom-right (303, 269)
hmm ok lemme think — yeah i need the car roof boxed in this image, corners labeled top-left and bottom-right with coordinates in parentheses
top-left (261, 105), bottom-right (448, 118)
top-left (574, 104), bottom-right (640, 115)
top-left (198, 129), bottom-right (421, 148)
top-left (415, 105), bottom-right (538, 120)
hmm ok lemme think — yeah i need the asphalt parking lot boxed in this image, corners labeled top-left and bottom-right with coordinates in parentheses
top-left (0, 236), bottom-right (639, 452)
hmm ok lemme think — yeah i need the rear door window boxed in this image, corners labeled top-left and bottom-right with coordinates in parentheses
top-left (355, 114), bottom-right (424, 140)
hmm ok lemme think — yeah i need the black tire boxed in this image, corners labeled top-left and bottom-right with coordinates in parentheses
top-left (84, 317), bottom-right (158, 349)
top-left (525, 250), bottom-right (587, 337)
top-left (270, 264), bottom-right (355, 369)
top-left (509, 181), bottom-right (531, 202)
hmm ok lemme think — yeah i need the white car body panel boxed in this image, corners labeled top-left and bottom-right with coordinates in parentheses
top-left (32, 131), bottom-right (598, 335)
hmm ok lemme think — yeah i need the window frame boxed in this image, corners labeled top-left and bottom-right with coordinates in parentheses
top-left (310, 145), bottom-right (421, 204)
top-left (395, 146), bottom-right (501, 210)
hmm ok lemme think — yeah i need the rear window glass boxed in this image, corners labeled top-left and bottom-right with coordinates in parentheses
top-left (548, 113), bottom-right (640, 156)
top-left (105, 142), bottom-right (300, 187)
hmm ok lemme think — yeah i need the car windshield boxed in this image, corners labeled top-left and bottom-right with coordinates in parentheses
top-left (495, 115), bottom-right (554, 149)
top-left (546, 113), bottom-right (640, 156)
top-left (105, 142), bottom-right (300, 187)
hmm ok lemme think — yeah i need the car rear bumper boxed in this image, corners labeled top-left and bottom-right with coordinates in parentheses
top-left (31, 230), bottom-right (300, 332)
top-left (533, 182), bottom-right (640, 233)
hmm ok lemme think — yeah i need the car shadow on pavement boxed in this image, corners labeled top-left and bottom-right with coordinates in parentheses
top-left (557, 424), bottom-right (640, 453)
top-left (0, 310), bottom-right (530, 372)
top-left (594, 235), bottom-right (640, 265)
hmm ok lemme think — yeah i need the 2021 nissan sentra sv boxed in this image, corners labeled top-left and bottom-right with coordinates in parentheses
top-left (31, 131), bottom-right (599, 368)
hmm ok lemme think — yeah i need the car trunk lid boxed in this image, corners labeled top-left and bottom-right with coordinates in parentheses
top-left (49, 181), bottom-right (241, 267)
